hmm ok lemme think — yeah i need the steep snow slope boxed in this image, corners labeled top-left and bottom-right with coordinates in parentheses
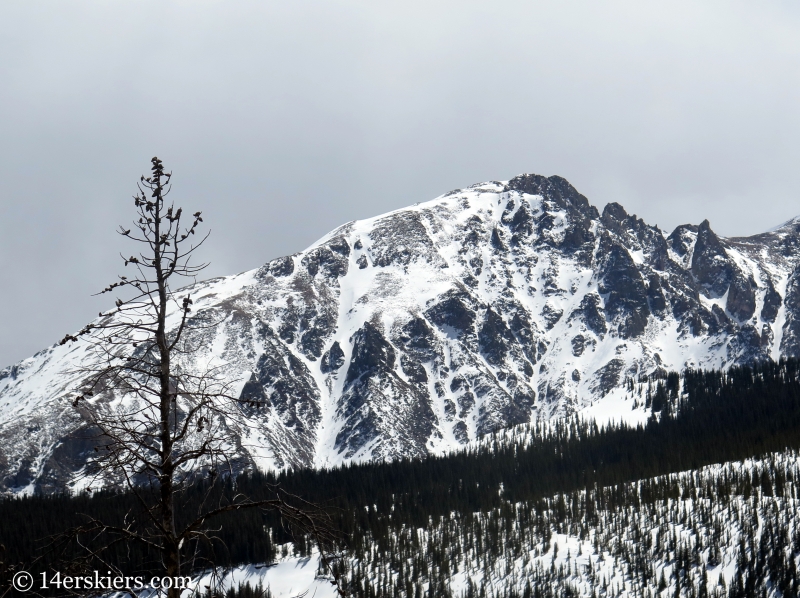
top-left (1, 174), bottom-right (800, 493)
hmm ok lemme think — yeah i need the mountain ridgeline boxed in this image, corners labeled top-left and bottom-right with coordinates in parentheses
top-left (2, 174), bottom-right (800, 493)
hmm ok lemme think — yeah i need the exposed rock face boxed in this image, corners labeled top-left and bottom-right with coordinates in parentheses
top-left (780, 263), bottom-right (800, 358)
top-left (692, 220), bottom-right (736, 297)
top-left (596, 233), bottom-right (650, 339)
top-left (1, 174), bottom-right (799, 493)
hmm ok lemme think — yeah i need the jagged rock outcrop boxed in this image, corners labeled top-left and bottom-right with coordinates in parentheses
top-left (1, 174), bottom-right (799, 493)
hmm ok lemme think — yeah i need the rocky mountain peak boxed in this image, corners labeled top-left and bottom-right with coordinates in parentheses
top-left (2, 174), bottom-right (800, 493)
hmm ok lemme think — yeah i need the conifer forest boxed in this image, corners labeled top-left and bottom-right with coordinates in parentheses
top-left (4, 358), bottom-right (800, 596)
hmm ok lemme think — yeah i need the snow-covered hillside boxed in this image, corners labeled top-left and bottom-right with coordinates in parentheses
top-left (146, 450), bottom-right (800, 598)
top-left (2, 173), bottom-right (800, 493)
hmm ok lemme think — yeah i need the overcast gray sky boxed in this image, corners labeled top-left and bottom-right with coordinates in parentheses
top-left (1, 0), bottom-right (800, 367)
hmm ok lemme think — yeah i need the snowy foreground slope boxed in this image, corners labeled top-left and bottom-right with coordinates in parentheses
top-left (155, 450), bottom-right (800, 598)
top-left (2, 174), bottom-right (800, 492)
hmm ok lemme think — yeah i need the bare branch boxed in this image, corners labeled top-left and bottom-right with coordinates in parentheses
top-left (53, 157), bottom-right (345, 597)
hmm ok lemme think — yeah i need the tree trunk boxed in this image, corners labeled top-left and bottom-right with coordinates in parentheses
top-left (155, 181), bottom-right (181, 598)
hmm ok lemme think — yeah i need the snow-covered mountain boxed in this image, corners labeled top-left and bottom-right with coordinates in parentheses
top-left (2, 173), bottom-right (800, 493)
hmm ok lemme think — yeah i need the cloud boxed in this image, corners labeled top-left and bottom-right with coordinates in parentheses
top-left (1, 0), bottom-right (799, 366)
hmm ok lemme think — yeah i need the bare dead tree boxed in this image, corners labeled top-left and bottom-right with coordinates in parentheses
top-left (51, 158), bottom-right (344, 598)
